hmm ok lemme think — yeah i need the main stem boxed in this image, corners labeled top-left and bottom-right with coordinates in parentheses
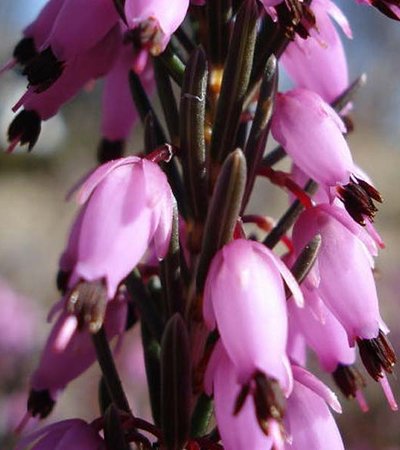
top-left (92, 327), bottom-right (131, 414)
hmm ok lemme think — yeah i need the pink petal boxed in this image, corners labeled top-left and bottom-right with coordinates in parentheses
top-left (76, 156), bottom-right (141, 205)
top-left (204, 239), bottom-right (291, 391)
top-left (23, 0), bottom-right (66, 49)
top-left (254, 244), bottom-right (304, 307)
top-left (281, 3), bottom-right (349, 103)
top-left (272, 89), bottom-right (353, 188)
top-left (288, 287), bottom-right (356, 373)
top-left (124, 0), bottom-right (189, 53)
top-left (286, 380), bottom-right (344, 450)
top-left (43, 0), bottom-right (119, 61)
top-left (292, 365), bottom-right (342, 413)
top-left (211, 346), bottom-right (273, 450)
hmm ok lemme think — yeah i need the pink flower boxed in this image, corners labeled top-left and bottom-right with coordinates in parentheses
top-left (204, 343), bottom-right (274, 450)
top-left (30, 296), bottom-right (127, 402)
top-left (203, 239), bottom-right (303, 392)
top-left (281, 0), bottom-right (352, 103)
top-left (292, 204), bottom-right (384, 345)
top-left (16, 419), bottom-right (105, 450)
top-left (124, 0), bottom-right (190, 55)
top-left (17, 0), bottom-right (120, 93)
top-left (271, 88), bottom-right (353, 190)
top-left (40, 0), bottom-right (119, 62)
top-left (1, 393), bottom-right (38, 438)
top-left (61, 156), bottom-right (174, 299)
top-left (205, 344), bottom-right (343, 450)
top-left (285, 365), bottom-right (344, 449)
top-left (0, 0), bottom-right (65, 74)
top-left (25, 24), bottom-right (120, 119)
top-left (7, 25), bottom-right (121, 152)
top-left (293, 205), bottom-right (397, 408)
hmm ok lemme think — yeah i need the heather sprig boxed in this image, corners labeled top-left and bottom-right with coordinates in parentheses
top-left (1, 0), bottom-right (398, 448)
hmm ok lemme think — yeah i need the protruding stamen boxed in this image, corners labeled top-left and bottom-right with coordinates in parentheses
top-left (56, 269), bottom-right (70, 294)
top-left (332, 364), bottom-right (366, 399)
top-left (138, 18), bottom-right (164, 56)
top-left (6, 137), bottom-right (20, 154)
top-left (379, 374), bottom-right (398, 411)
top-left (357, 330), bottom-right (396, 381)
top-left (7, 110), bottom-right (41, 151)
top-left (13, 37), bottom-right (37, 66)
top-left (27, 389), bottom-right (55, 419)
top-left (67, 280), bottom-right (108, 333)
top-left (356, 177), bottom-right (383, 203)
top-left (14, 411), bottom-right (32, 435)
top-left (355, 390), bottom-right (369, 413)
top-left (275, 0), bottom-right (316, 40)
top-left (233, 383), bottom-right (250, 415)
top-left (23, 47), bottom-right (64, 92)
top-left (12, 88), bottom-right (34, 112)
top-left (233, 370), bottom-right (286, 440)
top-left (0, 58), bottom-right (17, 76)
top-left (337, 176), bottom-right (383, 225)
top-left (268, 418), bottom-right (285, 450)
top-left (252, 371), bottom-right (286, 436)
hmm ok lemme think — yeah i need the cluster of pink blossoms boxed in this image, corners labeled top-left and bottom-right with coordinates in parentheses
top-left (2, 0), bottom-right (399, 448)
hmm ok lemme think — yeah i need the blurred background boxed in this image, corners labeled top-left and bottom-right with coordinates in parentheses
top-left (0, 0), bottom-right (399, 448)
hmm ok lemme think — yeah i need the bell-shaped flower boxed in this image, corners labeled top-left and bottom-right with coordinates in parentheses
top-left (61, 156), bottom-right (174, 299)
top-left (124, 0), bottom-right (189, 55)
top-left (0, 0), bottom-right (66, 75)
top-left (285, 365), bottom-right (344, 450)
top-left (203, 239), bottom-right (303, 393)
top-left (281, 0), bottom-right (352, 103)
top-left (204, 343), bottom-right (275, 450)
top-left (7, 25), bottom-right (121, 152)
top-left (293, 206), bottom-right (397, 408)
top-left (292, 204), bottom-right (385, 345)
top-left (29, 295), bottom-right (127, 409)
top-left (16, 419), bottom-right (106, 450)
top-left (271, 88), bottom-right (353, 191)
top-left (19, 0), bottom-right (120, 92)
